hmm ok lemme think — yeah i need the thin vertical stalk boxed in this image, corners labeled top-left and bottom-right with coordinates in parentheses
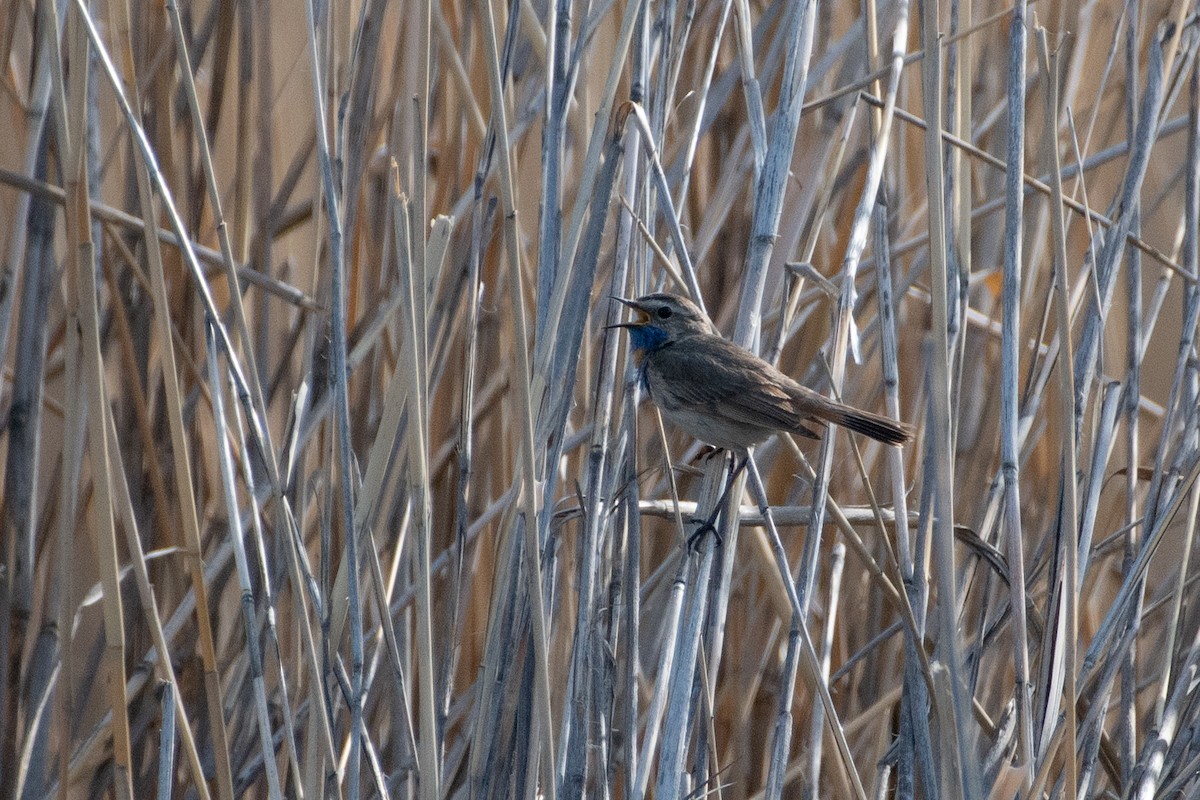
top-left (54, 206), bottom-right (83, 800)
top-left (1038, 28), bottom-right (1078, 799)
top-left (95, 384), bottom-right (212, 799)
top-left (1119, 6), bottom-right (1142, 783)
top-left (391, 185), bottom-right (442, 800)
top-left (873, 197), bottom-right (932, 794)
top-left (633, 554), bottom-right (687, 799)
top-left (734, 0), bottom-right (814, 347)
top-left (560, 113), bottom-right (633, 799)
top-left (475, 0), bottom-right (557, 795)
top-left (652, 548), bottom-right (715, 799)
top-left (999, 0), bottom-right (1033, 787)
top-left (535, 0), bottom-right (568, 335)
top-left (731, 0), bottom-right (767, 172)
top-left (1072, 28), bottom-right (1169, 433)
top-left (619, 450), bottom-right (642, 800)
top-left (64, 41), bottom-right (134, 800)
top-left (916, 7), bottom-right (976, 797)
top-left (155, 682), bottom-right (176, 800)
top-left (805, 544), bottom-right (846, 783)
top-left (204, 328), bottom-right (284, 799)
top-left (302, 0), bottom-right (362, 794)
top-left (538, 0), bottom-right (641, 354)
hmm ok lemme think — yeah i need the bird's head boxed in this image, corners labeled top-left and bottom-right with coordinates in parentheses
top-left (608, 293), bottom-right (712, 352)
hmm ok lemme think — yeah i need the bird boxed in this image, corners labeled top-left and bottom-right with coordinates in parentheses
top-left (611, 292), bottom-right (913, 451)
top-left (610, 292), bottom-right (913, 542)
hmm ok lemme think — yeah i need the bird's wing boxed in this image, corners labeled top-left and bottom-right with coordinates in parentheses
top-left (647, 335), bottom-right (816, 434)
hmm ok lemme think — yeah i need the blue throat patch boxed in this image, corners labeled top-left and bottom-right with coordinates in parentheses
top-left (627, 324), bottom-right (669, 353)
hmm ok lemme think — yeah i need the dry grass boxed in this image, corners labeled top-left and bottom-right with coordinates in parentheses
top-left (1, 0), bottom-right (1199, 797)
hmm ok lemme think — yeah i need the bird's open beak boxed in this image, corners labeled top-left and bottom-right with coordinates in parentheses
top-left (606, 296), bottom-right (649, 329)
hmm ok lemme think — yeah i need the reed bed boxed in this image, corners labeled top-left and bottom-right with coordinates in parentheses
top-left (1, 0), bottom-right (1199, 797)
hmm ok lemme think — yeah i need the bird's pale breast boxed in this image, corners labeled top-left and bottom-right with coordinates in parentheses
top-left (641, 336), bottom-right (785, 453)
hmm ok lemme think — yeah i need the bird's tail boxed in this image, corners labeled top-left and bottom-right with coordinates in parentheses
top-left (819, 401), bottom-right (914, 446)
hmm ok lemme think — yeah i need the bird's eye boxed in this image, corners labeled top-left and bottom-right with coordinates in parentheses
top-left (657, 306), bottom-right (673, 319)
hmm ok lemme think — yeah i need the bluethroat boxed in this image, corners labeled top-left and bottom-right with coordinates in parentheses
top-left (611, 292), bottom-right (913, 541)
top-left (612, 292), bottom-right (913, 450)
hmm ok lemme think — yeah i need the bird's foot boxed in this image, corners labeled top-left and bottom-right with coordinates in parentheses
top-left (687, 516), bottom-right (722, 550)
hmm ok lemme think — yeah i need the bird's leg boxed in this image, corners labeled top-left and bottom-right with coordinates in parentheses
top-left (688, 455), bottom-right (749, 550)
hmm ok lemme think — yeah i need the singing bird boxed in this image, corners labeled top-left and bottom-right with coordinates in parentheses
top-left (611, 292), bottom-right (913, 454)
